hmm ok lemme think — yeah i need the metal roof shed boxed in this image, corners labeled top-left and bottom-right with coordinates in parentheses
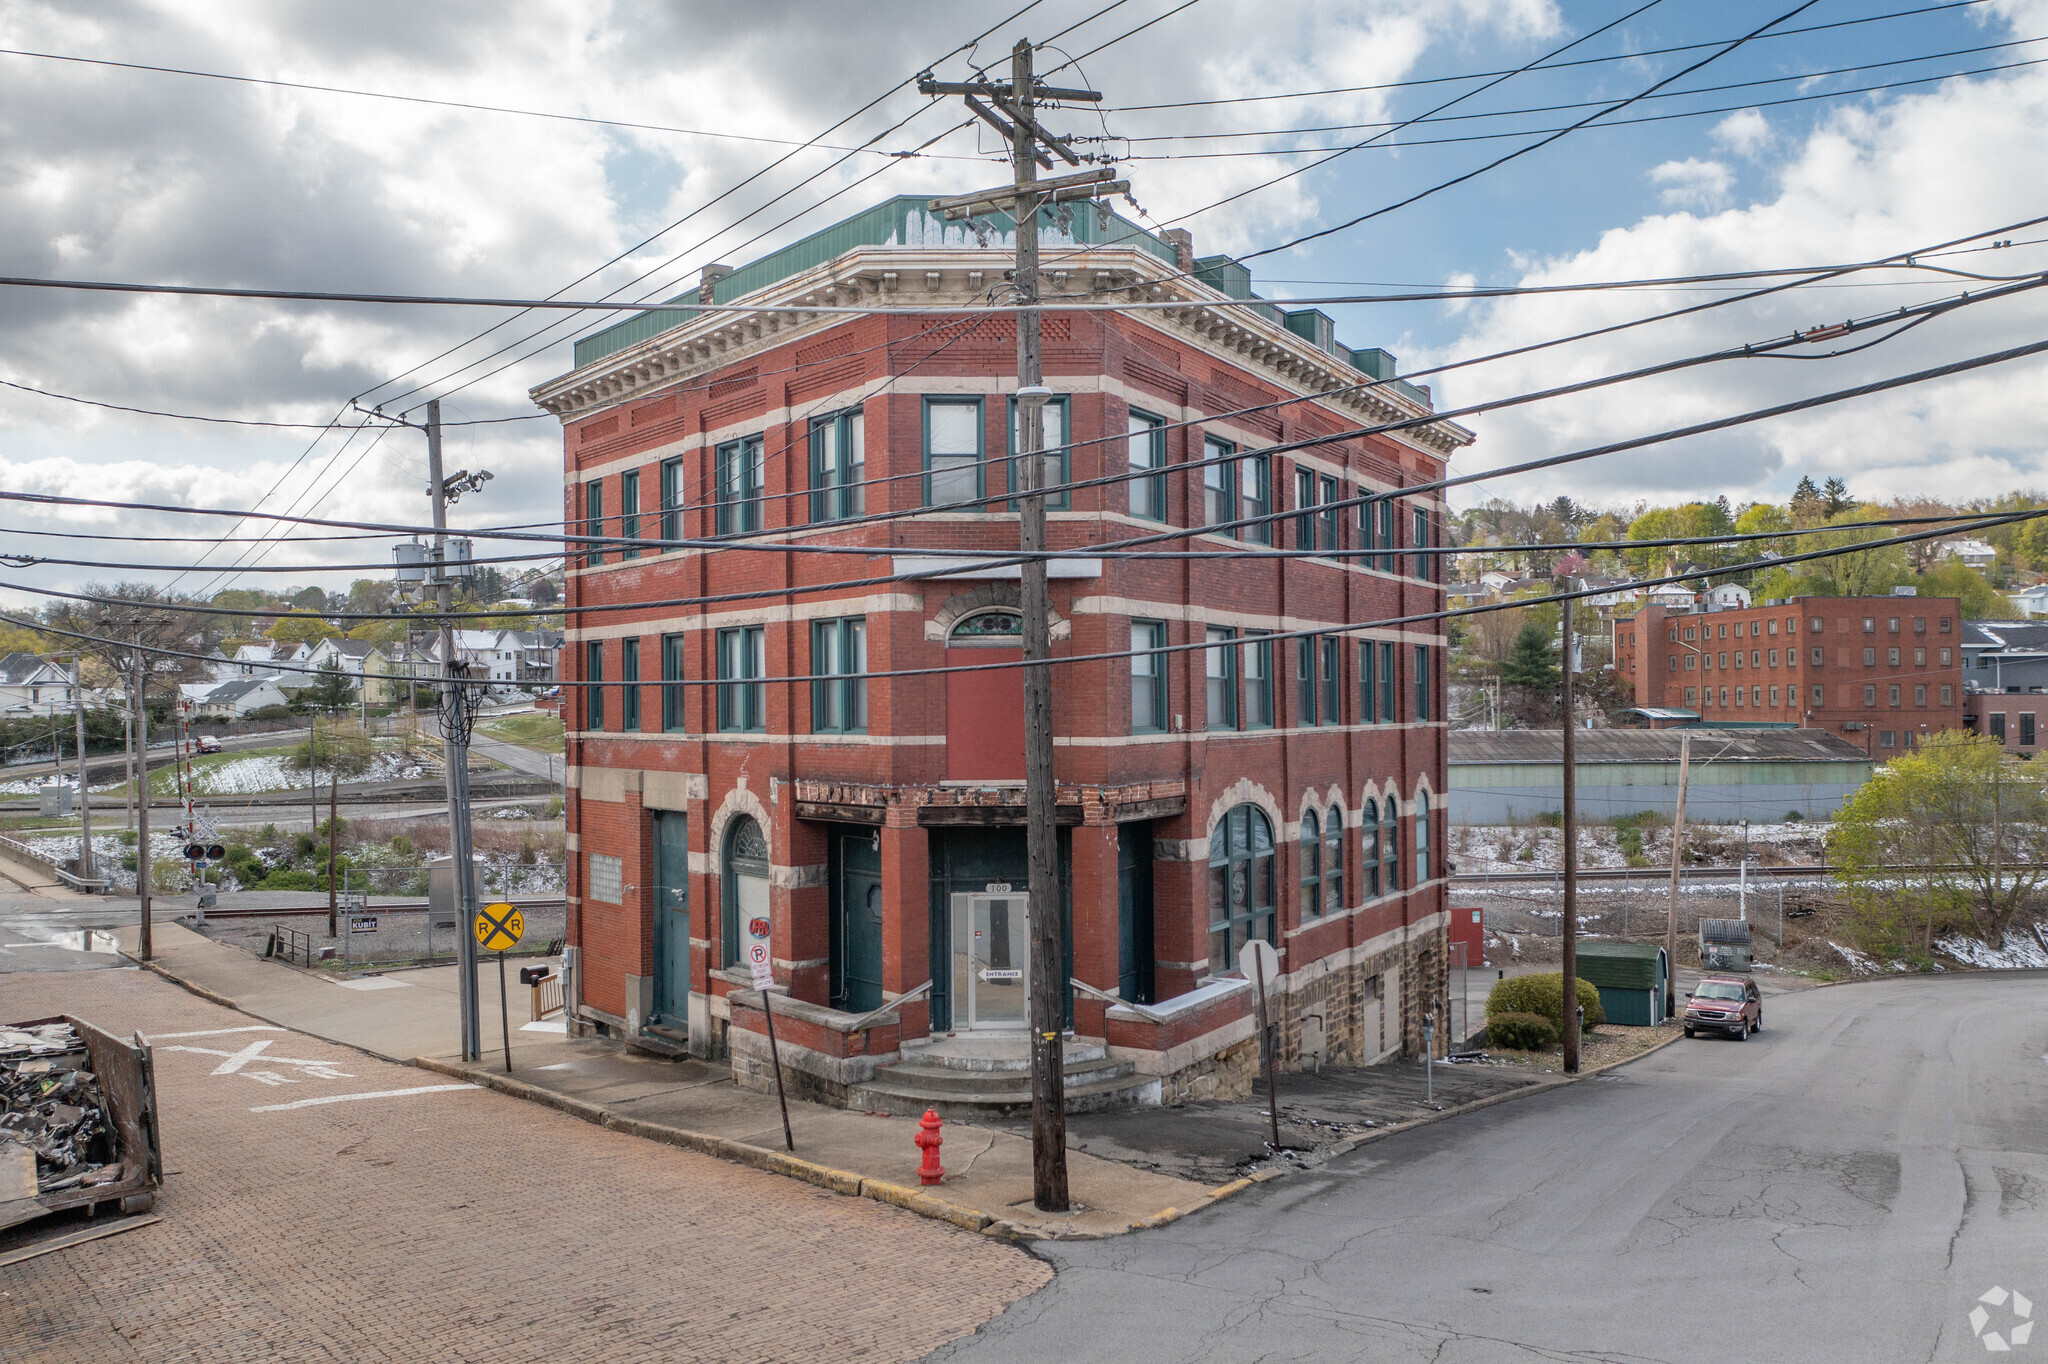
top-left (1576, 942), bottom-right (1669, 1026)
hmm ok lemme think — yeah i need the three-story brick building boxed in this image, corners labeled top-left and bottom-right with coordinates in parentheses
top-left (533, 197), bottom-right (1473, 1107)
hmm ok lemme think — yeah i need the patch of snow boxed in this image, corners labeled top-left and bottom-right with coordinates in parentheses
top-left (1935, 930), bottom-right (2048, 970)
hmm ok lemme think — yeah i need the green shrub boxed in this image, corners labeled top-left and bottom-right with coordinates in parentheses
top-left (543, 794), bottom-right (564, 819)
top-left (259, 869), bottom-right (320, 891)
top-left (1486, 1011), bottom-right (1557, 1051)
top-left (1486, 972), bottom-right (1604, 1033)
top-left (390, 834), bottom-right (414, 857)
top-left (292, 832), bottom-right (317, 858)
top-left (1783, 809), bottom-right (1804, 822)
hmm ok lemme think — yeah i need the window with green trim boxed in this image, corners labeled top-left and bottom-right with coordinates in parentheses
top-left (661, 633), bottom-right (687, 732)
top-left (1360, 640), bottom-right (1377, 725)
top-left (1205, 626), bottom-right (1237, 730)
top-left (1132, 620), bottom-right (1167, 733)
top-left (1301, 809), bottom-right (1322, 918)
top-left (1297, 636), bottom-right (1319, 725)
top-left (621, 637), bottom-right (640, 731)
top-left (809, 407), bottom-right (864, 522)
top-left (584, 480), bottom-right (604, 566)
top-left (810, 617), bottom-right (867, 733)
top-left (1379, 641), bottom-right (1397, 722)
top-left (1208, 804), bottom-right (1275, 974)
top-left (1415, 644), bottom-right (1431, 722)
top-left (1238, 454), bottom-right (1271, 545)
top-left (1008, 394), bottom-right (1069, 509)
top-left (659, 457), bottom-right (684, 545)
top-left (585, 641), bottom-right (604, 731)
top-left (1201, 436), bottom-right (1233, 527)
top-left (620, 470), bottom-right (640, 559)
top-left (1321, 636), bottom-right (1341, 725)
top-left (1128, 410), bottom-right (1167, 521)
top-left (924, 397), bottom-right (983, 506)
top-left (716, 626), bottom-right (765, 733)
top-left (1243, 633), bottom-right (1273, 728)
top-left (715, 436), bottom-right (764, 535)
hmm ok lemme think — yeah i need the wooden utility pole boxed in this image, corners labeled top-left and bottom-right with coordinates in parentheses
top-left (427, 399), bottom-right (484, 1064)
top-left (919, 44), bottom-right (1124, 1215)
top-left (131, 632), bottom-right (152, 961)
top-left (1559, 594), bottom-right (1579, 1074)
top-left (1665, 732), bottom-right (1691, 1018)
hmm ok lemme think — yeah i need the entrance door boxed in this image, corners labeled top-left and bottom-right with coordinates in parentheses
top-left (652, 812), bottom-right (690, 1030)
top-left (1116, 824), bottom-right (1154, 1004)
top-left (951, 891), bottom-right (1029, 1028)
top-left (833, 830), bottom-right (884, 1014)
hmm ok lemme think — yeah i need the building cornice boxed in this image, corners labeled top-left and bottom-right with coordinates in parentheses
top-left (529, 246), bottom-right (1475, 455)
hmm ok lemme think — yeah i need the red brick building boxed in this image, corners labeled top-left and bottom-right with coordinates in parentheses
top-left (1614, 594), bottom-right (1964, 753)
top-left (532, 197), bottom-right (1472, 1108)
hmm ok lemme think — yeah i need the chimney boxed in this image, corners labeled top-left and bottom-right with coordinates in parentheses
top-left (698, 263), bottom-right (734, 304)
top-left (1161, 228), bottom-right (1195, 273)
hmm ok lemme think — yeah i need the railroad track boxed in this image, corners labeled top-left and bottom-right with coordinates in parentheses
top-left (1453, 864), bottom-right (1840, 884)
top-left (175, 897), bottom-right (566, 920)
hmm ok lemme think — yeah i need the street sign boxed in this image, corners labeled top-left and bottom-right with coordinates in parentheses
top-left (1238, 937), bottom-right (1283, 1153)
top-left (475, 903), bottom-right (524, 952)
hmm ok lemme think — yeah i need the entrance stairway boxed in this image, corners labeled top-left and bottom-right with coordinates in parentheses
top-left (849, 1034), bottom-right (1160, 1118)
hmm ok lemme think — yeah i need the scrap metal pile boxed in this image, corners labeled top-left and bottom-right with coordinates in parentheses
top-left (0, 1022), bottom-right (119, 1194)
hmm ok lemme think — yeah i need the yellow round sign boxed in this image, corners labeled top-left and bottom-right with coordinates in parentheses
top-left (475, 903), bottom-right (524, 952)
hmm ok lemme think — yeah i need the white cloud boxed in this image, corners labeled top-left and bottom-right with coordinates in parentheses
top-left (1710, 109), bottom-right (1771, 158)
top-left (1442, 272), bottom-right (1479, 316)
top-left (1648, 158), bottom-right (1733, 211)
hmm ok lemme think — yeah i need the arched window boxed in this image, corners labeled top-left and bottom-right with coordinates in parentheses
top-left (1324, 802), bottom-right (1344, 913)
top-left (1363, 799), bottom-right (1381, 898)
top-left (1208, 804), bottom-right (1275, 975)
top-left (1415, 791), bottom-right (1431, 886)
top-left (948, 610), bottom-right (1023, 645)
top-left (721, 815), bottom-right (769, 968)
top-left (1381, 795), bottom-right (1400, 894)
top-left (1300, 810), bottom-right (1321, 919)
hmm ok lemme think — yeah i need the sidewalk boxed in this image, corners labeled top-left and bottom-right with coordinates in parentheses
top-left (125, 921), bottom-right (1660, 1241)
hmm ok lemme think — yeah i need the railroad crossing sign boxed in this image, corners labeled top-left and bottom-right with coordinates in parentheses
top-left (475, 902), bottom-right (524, 952)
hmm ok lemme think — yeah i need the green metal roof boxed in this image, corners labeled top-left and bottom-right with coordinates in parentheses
top-left (1576, 941), bottom-right (1664, 990)
top-left (571, 197), bottom-right (1429, 410)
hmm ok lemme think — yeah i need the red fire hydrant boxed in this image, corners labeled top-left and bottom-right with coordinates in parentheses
top-left (915, 1108), bottom-right (945, 1185)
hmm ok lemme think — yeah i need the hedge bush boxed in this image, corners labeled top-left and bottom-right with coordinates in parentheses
top-left (1486, 1011), bottom-right (1557, 1051)
top-left (1485, 972), bottom-right (1604, 1034)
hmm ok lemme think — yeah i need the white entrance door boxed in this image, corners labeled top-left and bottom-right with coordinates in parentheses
top-left (951, 892), bottom-right (1029, 1029)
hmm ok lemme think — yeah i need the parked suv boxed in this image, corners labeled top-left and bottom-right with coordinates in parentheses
top-left (1684, 975), bottom-right (1761, 1039)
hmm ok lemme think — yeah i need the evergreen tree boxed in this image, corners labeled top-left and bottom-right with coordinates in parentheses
top-left (1790, 476), bottom-right (1826, 526)
top-left (1822, 477), bottom-right (1852, 517)
top-left (303, 658), bottom-right (355, 714)
top-left (1501, 621), bottom-right (1561, 698)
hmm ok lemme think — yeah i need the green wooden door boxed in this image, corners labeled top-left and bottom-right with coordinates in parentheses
top-left (652, 812), bottom-right (690, 1029)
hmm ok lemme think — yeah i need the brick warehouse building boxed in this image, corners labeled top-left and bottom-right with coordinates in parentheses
top-left (531, 197), bottom-right (1472, 1108)
top-left (1614, 593), bottom-right (1964, 754)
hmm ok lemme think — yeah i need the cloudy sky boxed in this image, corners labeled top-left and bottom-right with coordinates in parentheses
top-left (2, 0), bottom-right (2046, 607)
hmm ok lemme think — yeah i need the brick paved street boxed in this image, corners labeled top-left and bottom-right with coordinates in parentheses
top-left (0, 966), bottom-right (1049, 1363)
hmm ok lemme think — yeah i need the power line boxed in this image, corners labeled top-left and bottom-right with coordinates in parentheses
top-left (0, 377), bottom-right (543, 429)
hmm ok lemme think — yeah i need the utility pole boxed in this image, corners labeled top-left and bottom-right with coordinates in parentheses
top-left (920, 45), bottom-right (1124, 1214)
top-left (1665, 731), bottom-right (1691, 1019)
top-left (1559, 594), bottom-right (1579, 1074)
top-left (131, 630), bottom-right (152, 961)
top-left (427, 398), bottom-right (484, 1063)
top-left (70, 656), bottom-right (94, 883)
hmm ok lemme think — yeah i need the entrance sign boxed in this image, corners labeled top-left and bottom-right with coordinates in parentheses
top-left (475, 903), bottom-right (524, 952)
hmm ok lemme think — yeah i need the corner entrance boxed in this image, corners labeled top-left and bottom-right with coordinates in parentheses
top-left (951, 891), bottom-right (1029, 1028)
top-left (926, 827), bottom-right (1071, 1033)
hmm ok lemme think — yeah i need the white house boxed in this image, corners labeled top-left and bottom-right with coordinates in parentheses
top-left (1940, 538), bottom-right (1997, 571)
top-left (1704, 583), bottom-right (1752, 609)
top-left (2010, 583), bottom-right (2048, 618)
top-left (0, 654), bottom-right (77, 715)
top-left (1645, 582), bottom-right (1697, 608)
top-left (180, 676), bottom-right (291, 718)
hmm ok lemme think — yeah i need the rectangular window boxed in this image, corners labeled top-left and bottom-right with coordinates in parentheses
top-left (1914, 617), bottom-right (1926, 635)
top-left (1376, 499), bottom-right (1396, 573)
top-left (1888, 617), bottom-right (1900, 633)
top-left (1991, 712), bottom-right (2007, 739)
top-left (1864, 684), bottom-right (1877, 705)
top-left (1415, 644), bottom-right (1431, 721)
top-left (585, 641), bottom-right (604, 731)
top-left (1939, 648), bottom-right (1951, 666)
top-left (1914, 684), bottom-right (1927, 706)
top-left (1295, 469), bottom-right (1319, 552)
top-left (1888, 684), bottom-right (1902, 707)
top-left (661, 634), bottom-right (687, 732)
top-left (809, 407), bottom-right (865, 522)
top-left (1751, 686), bottom-right (1762, 705)
top-left (1296, 636), bottom-right (1318, 726)
top-left (1008, 394), bottom-right (1069, 509)
top-left (1864, 648), bottom-right (1876, 666)
top-left (1239, 454), bottom-right (1272, 544)
top-left (620, 470), bottom-right (640, 560)
top-left (715, 435), bottom-right (764, 535)
top-left (1940, 617), bottom-right (1953, 633)
top-left (1811, 684), bottom-right (1823, 705)
top-left (1205, 627), bottom-right (1237, 730)
top-left (1810, 617), bottom-right (1822, 633)
top-left (924, 397), bottom-right (983, 506)
top-left (2025, 714), bottom-right (2038, 746)
top-left (660, 456), bottom-right (684, 545)
top-left (1128, 410), bottom-right (1167, 521)
top-left (1718, 686), bottom-right (1728, 706)
top-left (584, 480), bottom-right (604, 567)
top-left (1321, 636), bottom-right (1341, 727)
top-left (1913, 648), bottom-right (1926, 667)
top-left (716, 626), bottom-right (766, 733)
top-left (1879, 730), bottom-right (1896, 748)
top-left (1940, 684), bottom-right (1953, 705)
top-left (621, 638), bottom-right (640, 731)
top-left (1319, 475), bottom-right (1341, 553)
top-left (1360, 640), bottom-right (1376, 723)
top-left (1131, 621), bottom-right (1167, 733)
top-left (1768, 649), bottom-right (1778, 667)
top-left (1379, 641), bottom-right (1397, 722)
top-left (1888, 648), bottom-right (1901, 667)
top-left (1770, 686), bottom-right (1780, 706)
top-left (1686, 687), bottom-right (1699, 706)
top-left (1812, 648), bottom-right (1823, 666)
top-left (588, 853), bottom-right (623, 906)
top-left (810, 617), bottom-right (867, 734)
top-left (1243, 634), bottom-right (1274, 728)
top-left (1864, 618), bottom-right (1875, 633)
top-left (1413, 507), bottom-right (1431, 581)
top-left (1202, 436), bottom-right (1234, 528)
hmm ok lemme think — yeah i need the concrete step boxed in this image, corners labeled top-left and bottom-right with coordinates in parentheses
top-left (898, 1036), bottom-right (1106, 1072)
top-left (870, 1056), bottom-right (1133, 1096)
top-left (850, 1067), bottom-right (1161, 1119)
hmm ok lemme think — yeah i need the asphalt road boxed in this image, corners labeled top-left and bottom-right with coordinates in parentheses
top-left (0, 882), bottom-right (130, 973)
top-left (929, 972), bottom-right (2048, 1363)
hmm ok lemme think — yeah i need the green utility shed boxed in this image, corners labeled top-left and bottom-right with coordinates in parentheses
top-left (1577, 942), bottom-right (1669, 1026)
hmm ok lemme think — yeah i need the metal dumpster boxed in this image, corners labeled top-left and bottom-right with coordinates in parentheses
top-left (0, 1016), bottom-right (163, 1232)
top-left (1699, 919), bottom-right (1754, 972)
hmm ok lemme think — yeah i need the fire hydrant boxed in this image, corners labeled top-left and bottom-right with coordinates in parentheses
top-left (915, 1108), bottom-right (945, 1185)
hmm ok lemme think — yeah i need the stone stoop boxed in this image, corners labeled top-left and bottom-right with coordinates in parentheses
top-left (849, 1035), bottom-right (1161, 1118)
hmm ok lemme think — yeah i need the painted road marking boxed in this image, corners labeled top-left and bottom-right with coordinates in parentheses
top-left (149, 1026), bottom-right (284, 1040)
top-left (250, 1083), bottom-right (478, 1113)
top-left (335, 977), bottom-right (408, 991)
top-left (165, 1039), bottom-right (353, 1086)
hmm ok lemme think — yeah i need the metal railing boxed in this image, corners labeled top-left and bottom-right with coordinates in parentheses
top-left (0, 832), bottom-right (109, 893)
top-left (1069, 976), bottom-right (1171, 1024)
top-left (845, 980), bottom-right (931, 1032)
top-left (267, 925), bottom-right (322, 966)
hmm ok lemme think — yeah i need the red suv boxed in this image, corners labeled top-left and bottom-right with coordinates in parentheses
top-left (1684, 975), bottom-right (1761, 1039)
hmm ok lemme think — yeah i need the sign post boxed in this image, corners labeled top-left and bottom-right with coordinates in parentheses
top-left (1238, 939), bottom-right (1282, 1154)
top-left (748, 920), bottom-right (794, 1154)
top-left (475, 902), bottom-right (524, 1074)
